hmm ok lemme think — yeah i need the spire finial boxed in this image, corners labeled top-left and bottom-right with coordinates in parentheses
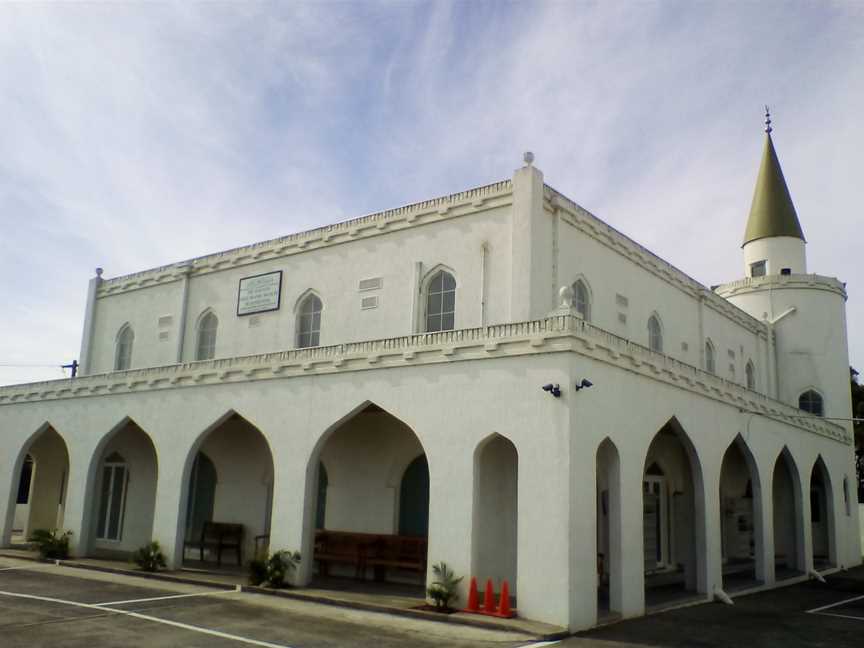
top-left (764, 105), bottom-right (772, 134)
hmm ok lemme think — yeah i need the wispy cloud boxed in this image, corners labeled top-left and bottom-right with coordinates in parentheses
top-left (1, 1), bottom-right (862, 386)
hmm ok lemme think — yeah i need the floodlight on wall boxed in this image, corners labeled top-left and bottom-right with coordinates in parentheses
top-left (541, 383), bottom-right (561, 398)
top-left (574, 379), bottom-right (593, 391)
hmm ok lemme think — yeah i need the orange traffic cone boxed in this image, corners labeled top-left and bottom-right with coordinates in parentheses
top-left (483, 578), bottom-right (496, 613)
top-left (465, 577), bottom-right (479, 612)
top-left (496, 580), bottom-right (513, 617)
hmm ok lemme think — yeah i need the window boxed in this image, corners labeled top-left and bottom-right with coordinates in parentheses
top-left (96, 452), bottom-right (128, 541)
top-left (799, 390), bottom-right (824, 417)
top-left (196, 311), bottom-right (218, 361)
top-left (297, 293), bottom-right (322, 348)
top-left (746, 361), bottom-right (756, 390)
top-left (573, 279), bottom-right (591, 322)
top-left (705, 340), bottom-right (716, 374)
top-left (114, 325), bottom-right (134, 371)
top-left (750, 260), bottom-right (766, 277)
top-left (425, 270), bottom-right (456, 332)
top-left (647, 315), bottom-right (663, 353)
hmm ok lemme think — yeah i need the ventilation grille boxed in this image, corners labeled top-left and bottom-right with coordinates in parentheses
top-left (359, 278), bottom-right (382, 291)
top-left (158, 331), bottom-right (170, 342)
top-left (361, 296), bottom-right (379, 310)
top-left (681, 342), bottom-right (689, 352)
top-left (615, 294), bottom-right (629, 307)
top-left (158, 315), bottom-right (173, 328)
top-left (617, 313), bottom-right (627, 324)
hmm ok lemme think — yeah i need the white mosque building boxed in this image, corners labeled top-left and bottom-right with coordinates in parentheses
top-left (0, 123), bottom-right (859, 631)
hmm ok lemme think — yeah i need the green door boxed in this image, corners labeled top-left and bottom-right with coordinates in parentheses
top-left (185, 452), bottom-right (217, 542)
top-left (398, 455), bottom-right (429, 537)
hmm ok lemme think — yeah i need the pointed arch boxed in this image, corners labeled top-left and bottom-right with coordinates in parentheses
top-left (195, 309), bottom-right (219, 361)
top-left (772, 446), bottom-right (805, 576)
top-left (810, 455), bottom-right (836, 568)
top-left (647, 313), bottom-right (664, 353)
top-left (745, 359), bottom-right (756, 391)
top-left (642, 417), bottom-right (707, 596)
top-left (704, 339), bottom-right (716, 374)
top-left (472, 432), bottom-right (518, 597)
top-left (571, 275), bottom-right (592, 322)
top-left (421, 264), bottom-right (457, 333)
top-left (596, 437), bottom-right (622, 614)
top-left (295, 290), bottom-right (323, 348)
top-left (114, 323), bottom-right (134, 371)
top-left (719, 434), bottom-right (765, 585)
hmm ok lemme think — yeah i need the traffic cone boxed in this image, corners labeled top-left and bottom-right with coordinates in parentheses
top-left (496, 580), bottom-right (513, 617)
top-left (483, 578), bottom-right (496, 613)
top-left (465, 577), bottom-right (479, 612)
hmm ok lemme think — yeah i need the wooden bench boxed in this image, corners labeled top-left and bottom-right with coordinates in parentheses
top-left (365, 535), bottom-right (427, 581)
top-left (185, 522), bottom-right (244, 567)
top-left (314, 530), bottom-right (371, 579)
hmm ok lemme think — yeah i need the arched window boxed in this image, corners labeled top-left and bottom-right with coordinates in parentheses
top-left (425, 270), bottom-right (456, 333)
top-left (115, 325), bottom-right (134, 371)
top-left (196, 311), bottom-right (218, 361)
top-left (705, 340), bottom-right (716, 374)
top-left (573, 279), bottom-right (591, 322)
top-left (647, 315), bottom-right (663, 353)
top-left (96, 452), bottom-right (128, 541)
top-left (746, 361), bottom-right (756, 390)
top-left (296, 293), bottom-right (322, 348)
top-left (799, 390), bottom-right (824, 417)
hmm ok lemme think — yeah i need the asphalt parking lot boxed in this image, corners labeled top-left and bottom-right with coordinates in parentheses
top-left (0, 558), bottom-right (530, 648)
top-left (3, 557), bottom-right (864, 648)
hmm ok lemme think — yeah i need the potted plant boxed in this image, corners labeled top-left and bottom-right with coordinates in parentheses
top-left (27, 529), bottom-right (72, 560)
top-left (132, 541), bottom-right (167, 572)
top-left (426, 561), bottom-right (463, 612)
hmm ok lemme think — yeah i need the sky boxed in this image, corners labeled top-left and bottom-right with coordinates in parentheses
top-left (0, 1), bottom-right (862, 386)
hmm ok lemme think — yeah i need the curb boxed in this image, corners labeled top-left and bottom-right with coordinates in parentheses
top-left (0, 552), bottom-right (567, 641)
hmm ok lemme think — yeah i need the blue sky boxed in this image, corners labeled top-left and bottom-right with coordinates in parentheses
top-left (1, 1), bottom-right (862, 385)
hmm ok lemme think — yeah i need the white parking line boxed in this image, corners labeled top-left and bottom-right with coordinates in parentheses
top-left (806, 594), bottom-right (864, 615)
top-left (519, 642), bottom-right (561, 647)
top-left (0, 563), bottom-right (58, 572)
top-left (0, 588), bottom-right (296, 648)
top-left (96, 585), bottom-right (241, 606)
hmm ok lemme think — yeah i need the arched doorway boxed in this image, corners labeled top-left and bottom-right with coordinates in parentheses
top-left (772, 448), bottom-right (804, 579)
top-left (10, 427), bottom-right (69, 544)
top-left (307, 403), bottom-right (428, 588)
top-left (719, 437), bottom-right (762, 589)
top-left (88, 419), bottom-right (158, 558)
top-left (642, 419), bottom-right (705, 606)
top-left (472, 434), bottom-right (518, 597)
top-left (810, 457), bottom-right (835, 570)
top-left (182, 412), bottom-right (274, 567)
top-left (596, 438), bottom-right (621, 616)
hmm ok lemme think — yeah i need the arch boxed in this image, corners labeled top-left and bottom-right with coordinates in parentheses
top-left (642, 417), bottom-right (707, 599)
top-left (647, 313), bottom-right (664, 353)
top-left (301, 401), bottom-right (428, 586)
top-left (772, 447), bottom-right (805, 577)
top-left (195, 310), bottom-right (219, 361)
top-left (719, 435), bottom-right (765, 588)
top-left (114, 323), bottom-right (134, 371)
top-left (596, 437), bottom-right (621, 614)
top-left (421, 265), bottom-right (457, 333)
top-left (798, 389), bottom-right (824, 417)
top-left (177, 410), bottom-right (275, 567)
top-left (295, 291), bottom-right (323, 348)
top-left (4, 424), bottom-right (70, 547)
top-left (745, 360), bottom-right (756, 391)
top-left (810, 455), bottom-right (836, 569)
top-left (704, 339), bottom-right (716, 374)
top-left (571, 276), bottom-right (592, 322)
top-left (78, 417), bottom-right (159, 555)
top-left (472, 433), bottom-right (518, 597)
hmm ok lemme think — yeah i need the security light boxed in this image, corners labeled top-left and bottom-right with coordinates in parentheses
top-left (541, 383), bottom-right (561, 398)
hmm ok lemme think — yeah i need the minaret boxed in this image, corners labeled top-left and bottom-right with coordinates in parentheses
top-left (741, 108), bottom-right (807, 277)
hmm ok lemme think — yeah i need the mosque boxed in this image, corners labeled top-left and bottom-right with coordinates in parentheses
top-left (0, 118), bottom-right (859, 630)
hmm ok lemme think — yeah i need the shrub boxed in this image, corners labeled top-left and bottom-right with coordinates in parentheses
top-left (132, 541), bottom-right (167, 572)
top-left (266, 550), bottom-right (301, 588)
top-left (27, 528), bottom-right (73, 560)
top-left (247, 558), bottom-right (268, 586)
top-left (426, 561), bottom-right (463, 611)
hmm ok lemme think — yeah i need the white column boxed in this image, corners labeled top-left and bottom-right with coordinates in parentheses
top-left (77, 268), bottom-right (103, 376)
top-left (174, 263), bottom-right (193, 363)
top-left (510, 157), bottom-right (546, 321)
top-left (618, 451), bottom-right (645, 617)
top-left (149, 450), bottom-right (192, 569)
top-left (754, 470), bottom-right (774, 584)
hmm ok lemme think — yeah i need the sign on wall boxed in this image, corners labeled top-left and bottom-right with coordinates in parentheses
top-left (237, 271), bottom-right (282, 316)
